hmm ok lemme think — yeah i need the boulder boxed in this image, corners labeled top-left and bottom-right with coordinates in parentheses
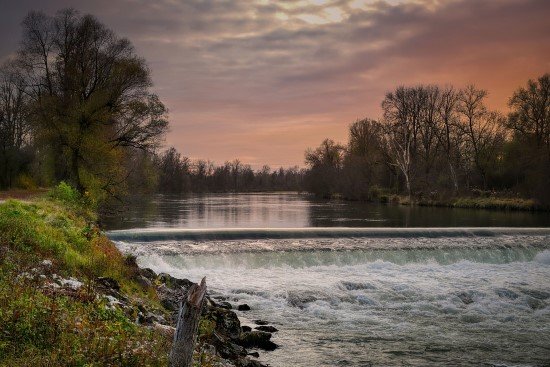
top-left (140, 267), bottom-right (157, 280)
top-left (242, 326), bottom-right (252, 333)
top-left (457, 291), bottom-right (474, 305)
top-left (237, 304), bottom-right (251, 311)
top-left (238, 331), bottom-right (278, 351)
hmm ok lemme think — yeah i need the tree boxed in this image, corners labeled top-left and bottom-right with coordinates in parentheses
top-left (458, 85), bottom-right (505, 189)
top-left (305, 139), bottom-right (344, 198)
top-left (0, 62), bottom-right (32, 188)
top-left (16, 9), bottom-right (168, 195)
top-left (437, 86), bottom-right (462, 193)
top-left (507, 73), bottom-right (550, 201)
top-left (342, 118), bottom-right (385, 200)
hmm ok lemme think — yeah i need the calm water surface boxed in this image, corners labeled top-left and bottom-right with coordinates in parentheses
top-left (102, 192), bottom-right (550, 230)
top-left (105, 193), bottom-right (550, 366)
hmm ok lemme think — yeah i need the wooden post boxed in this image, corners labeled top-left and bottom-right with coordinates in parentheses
top-left (169, 277), bottom-right (207, 367)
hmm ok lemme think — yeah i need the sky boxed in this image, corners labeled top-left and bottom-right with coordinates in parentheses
top-left (0, 0), bottom-right (549, 168)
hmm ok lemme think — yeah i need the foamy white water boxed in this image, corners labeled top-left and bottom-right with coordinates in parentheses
top-left (111, 230), bottom-right (550, 366)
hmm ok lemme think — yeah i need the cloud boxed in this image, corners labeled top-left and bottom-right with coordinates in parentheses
top-left (1, 0), bottom-right (549, 167)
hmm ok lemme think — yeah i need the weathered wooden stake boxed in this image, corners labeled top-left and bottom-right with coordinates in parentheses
top-left (169, 277), bottom-right (207, 367)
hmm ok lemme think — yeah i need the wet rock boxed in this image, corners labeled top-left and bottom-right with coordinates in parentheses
top-left (255, 325), bottom-right (278, 333)
top-left (237, 304), bottom-right (251, 311)
top-left (140, 267), bottom-right (157, 280)
top-left (248, 352), bottom-right (260, 358)
top-left (287, 290), bottom-right (323, 309)
top-left (158, 273), bottom-right (193, 290)
top-left (253, 320), bottom-right (269, 325)
top-left (203, 306), bottom-right (242, 340)
top-left (526, 296), bottom-right (545, 310)
top-left (495, 288), bottom-right (519, 300)
top-left (242, 326), bottom-right (252, 332)
top-left (96, 276), bottom-right (120, 291)
top-left (211, 332), bottom-right (248, 359)
top-left (457, 291), bottom-right (474, 304)
top-left (521, 289), bottom-right (550, 300)
top-left (340, 281), bottom-right (376, 290)
top-left (217, 301), bottom-right (233, 310)
top-left (238, 331), bottom-right (278, 351)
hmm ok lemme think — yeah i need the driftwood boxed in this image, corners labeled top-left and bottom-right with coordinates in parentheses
top-left (169, 277), bottom-right (207, 367)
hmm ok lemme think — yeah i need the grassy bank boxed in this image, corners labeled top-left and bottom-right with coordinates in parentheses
top-left (0, 184), bottom-right (171, 366)
top-left (370, 192), bottom-right (543, 211)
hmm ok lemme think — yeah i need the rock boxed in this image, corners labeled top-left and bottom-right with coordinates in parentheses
top-left (96, 276), bottom-right (120, 291)
top-left (136, 275), bottom-right (153, 288)
top-left (138, 311), bottom-right (167, 325)
top-left (203, 306), bottom-right (242, 340)
top-left (156, 283), bottom-right (186, 312)
top-left (248, 352), bottom-right (260, 358)
top-left (521, 289), bottom-right (550, 300)
top-left (40, 259), bottom-right (53, 268)
top-left (242, 326), bottom-right (252, 332)
top-left (218, 301), bottom-right (233, 310)
top-left (495, 288), bottom-right (519, 300)
top-left (253, 320), bottom-right (269, 325)
top-left (286, 290), bottom-right (321, 309)
top-left (158, 273), bottom-right (194, 290)
top-left (255, 325), bottom-right (278, 332)
top-left (237, 304), bottom-right (251, 311)
top-left (526, 296), bottom-right (545, 310)
top-left (151, 322), bottom-right (175, 338)
top-left (457, 291), bottom-right (474, 304)
top-left (211, 332), bottom-right (248, 359)
top-left (238, 331), bottom-right (278, 351)
top-left (340, 281), bottom-right (376, 290)
top-left (140, 267), bottom-right (157, 280)
top-left (60, 277), bottom-right (83, 290)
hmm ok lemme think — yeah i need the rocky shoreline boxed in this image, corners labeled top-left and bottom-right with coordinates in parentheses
top-left (24, 255), bottom-right (277, 367)
top-left (141, 265), bottom-right (278, 367)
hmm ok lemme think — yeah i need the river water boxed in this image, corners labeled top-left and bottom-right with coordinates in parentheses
top-left (104, 193), bottom-right (550, 366)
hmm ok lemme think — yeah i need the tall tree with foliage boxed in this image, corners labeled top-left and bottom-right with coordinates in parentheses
top-left (16, 9), bottom-right (168, 197)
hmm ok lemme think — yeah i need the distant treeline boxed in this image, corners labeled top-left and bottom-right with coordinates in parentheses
top-left (304, 75), bottom-right (550, 204)
top-left (154, 148), bottom-right (305, 193)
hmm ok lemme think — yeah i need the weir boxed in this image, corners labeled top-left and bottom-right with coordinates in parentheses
top-left (106, 227), bottom-right (550, 242)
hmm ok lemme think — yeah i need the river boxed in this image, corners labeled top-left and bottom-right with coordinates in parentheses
top-left (105, 193), bottom-right (550, 366)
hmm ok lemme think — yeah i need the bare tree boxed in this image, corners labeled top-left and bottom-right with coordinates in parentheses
top-left (458, 85), bottom-right (505, 189)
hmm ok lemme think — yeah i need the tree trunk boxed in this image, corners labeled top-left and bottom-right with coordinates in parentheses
top-left (169, 277), bottom-right (207, 367)
top-left (70, 148), bottom-right (84, 193)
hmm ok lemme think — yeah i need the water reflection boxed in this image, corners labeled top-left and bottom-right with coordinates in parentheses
top-left (101, 193), bottom-right (550, 230)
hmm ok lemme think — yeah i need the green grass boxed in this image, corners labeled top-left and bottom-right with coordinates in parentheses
top-left (0, 184), bottom-right (171, 366)
top-left (450, 197), bottom-right (538, 211)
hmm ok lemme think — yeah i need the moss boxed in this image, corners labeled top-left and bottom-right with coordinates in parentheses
top-left (0, 187), bottom-right (170, 366)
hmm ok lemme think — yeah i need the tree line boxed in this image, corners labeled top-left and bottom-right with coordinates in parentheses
top-left (0, 8), bottom-right (305, 198)
top-left (304, 75), bottom-right (550, 204)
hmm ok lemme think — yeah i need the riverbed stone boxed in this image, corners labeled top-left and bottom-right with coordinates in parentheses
top-left (238, 331), bottom-right (278, 351)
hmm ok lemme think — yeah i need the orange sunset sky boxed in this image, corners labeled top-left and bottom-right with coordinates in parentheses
top-left (1, 0), bottom-right (549, 168)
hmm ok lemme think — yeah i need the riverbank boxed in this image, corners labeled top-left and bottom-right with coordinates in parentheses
top-left (365, 193), bottom-right (544, 211)
top-left (0, 186), bottom-right (273, 366)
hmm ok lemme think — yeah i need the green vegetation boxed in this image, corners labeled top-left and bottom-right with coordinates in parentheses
top-left (0, 183), bottom-right (171, 366)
